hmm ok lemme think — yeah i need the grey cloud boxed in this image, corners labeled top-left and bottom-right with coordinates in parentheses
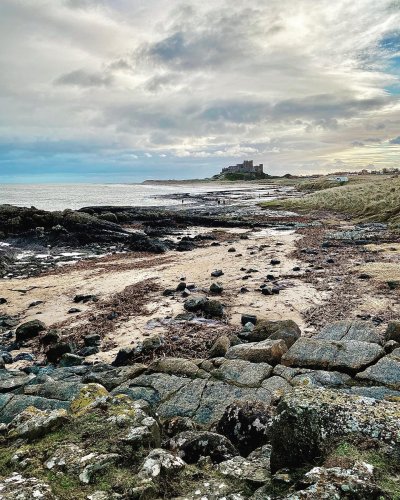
top-left (55, 69), bottom-right (113, 87)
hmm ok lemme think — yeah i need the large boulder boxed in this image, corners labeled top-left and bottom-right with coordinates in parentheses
top-left (15, 319), bottom-right (46, 342)
top-left (270, 387), bottom-right (400, 472)
top-left (216, 400), bottom-right (275, 455)
top-left (7, 406), bottom-right (68, 440)
top-left (169, 430), bottom-right (238, 463)
top-left (225, 339), bottom-right (287, 365)
top-left (212, 359), bottom-right (272, 387)
top-left (240, 319), bottom-right (301, 347)
top-left (281, 338), bottom-right (384, 373)
top-left (0, 370), bottom-right (35, 393)
top-left (386, 321), bottom-right (400, 343)
top-left (316, 320), bottom-right (382, 344)
top-left (356, 351), bottom-right (400, 389)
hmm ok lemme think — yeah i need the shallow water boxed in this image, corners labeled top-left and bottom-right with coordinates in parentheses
top-left (0, 183), bottom-right (273, 211)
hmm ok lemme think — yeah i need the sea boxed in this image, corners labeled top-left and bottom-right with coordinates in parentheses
top-left (0, 183), bottom-right (273, 211)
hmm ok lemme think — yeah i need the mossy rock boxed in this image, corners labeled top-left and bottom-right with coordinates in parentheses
top-left (70, 384), bottom-right (108, 415)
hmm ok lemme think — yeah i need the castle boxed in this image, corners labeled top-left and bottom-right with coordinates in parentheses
top-left (221, 160), bottom-right (264, 175)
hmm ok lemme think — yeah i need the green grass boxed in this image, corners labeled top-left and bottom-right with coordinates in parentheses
top-left (327, 441), bottom-right (400, 499)
top-left (261, 177), bottom-right (400, 225)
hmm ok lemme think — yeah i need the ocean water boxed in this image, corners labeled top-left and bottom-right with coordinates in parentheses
top-left (0, 183), bottom-right (266, 211)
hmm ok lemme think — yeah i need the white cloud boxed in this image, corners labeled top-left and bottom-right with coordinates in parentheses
top-left (1, 0), bottom-right (400, 176)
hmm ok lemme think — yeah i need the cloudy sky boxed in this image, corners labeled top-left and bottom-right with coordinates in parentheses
top-left (1, 0), bottom-right (400, 182)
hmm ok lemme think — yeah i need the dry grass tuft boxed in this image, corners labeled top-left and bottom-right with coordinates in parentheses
top-left (262, 177), bottom-right (400, 224)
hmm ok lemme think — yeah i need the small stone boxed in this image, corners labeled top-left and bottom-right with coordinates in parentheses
top-left (68, 307), bottom-right (81, 314)
top-left (211, 269), bottom-right (224, 277)
top-left (210, 282), bottom-right (223, 294)
top-left (241, 314), bottom-right (257, 326)
top-left (270, 259), bottom-right (281, 265)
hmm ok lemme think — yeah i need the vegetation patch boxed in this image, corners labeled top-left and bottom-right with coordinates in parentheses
top-left (261, 177), bottom-right (400, 225)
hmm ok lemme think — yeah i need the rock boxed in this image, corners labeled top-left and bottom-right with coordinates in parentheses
top-left (84, 334), bottom-right (101, 347)
top-left (316, 320), bottom-right (382, 344)
top-left (163, 416), bottom-right (197, 437)
top-left (46, 342), bottom-right (72, 363)
top-left (82, 364), bottom-right (146, 391)
top-left (112, 347), bottom-right (134, 367)
top-left (0, 370), bottom-right (35, 393)
top-left (291, 370), bottom-right (352, 388)
top-left (356, 353), bottom-right (400, 389)
top-left (7, 406), bottom-right (68, 439)
top-left (74, 294), bottom-right (97, 303)
top-left (15, 319), bottom-right (46, 342)
top-left (261, 376), bottom-right (292, 402)
top-left (241, 314), bottom-right (257, 326)
top-left (203, 299), bottom-right (224, 318)
top-left (290, 462), bottom-right (382, 499)
top-left (176, 282), bottom-right (187, 292)
top-left (148, 357), bottom-right (207, 379)
top-left (70, 383), bottom-right (109, 415)
top-left (270, 387), bottom-right (400, 472)
top-left (281, 338), bottom-right (384, 373)
top-left (228, 247), bottom-right (236, 252)
top-left (0, 297), bottom-right (7, 304)
top-left (183, 295), bottom-right (207, 312)
top-left (169, 430), bottom-right (238, 463)
top-left (216, 400), bottom-right (275, 455)
top-left (142, 334), bottom-right (164, 353)
top-left (40, 329), bottom-right (60, 346)
top-left (240, 319), bottom-right (301, 347)
top-left (0, 351), bottom-right (12, 364)
top-left (211, 270), bottom-right (224, 277)
top-left (28, 300), bottom-right (43, 308)
top-left (68, 307), bottom-right (81, 314)
top-left (384, 340), bottom-right (399, 353)
top-left (225, 339), bottom-right (288, 365)
top-left (388, 280), bottom-right (400, 290)
top-left (59, 353), bottom-right (84, 367)
top-left (13, 352), bottom-right (35, 362)
top-left (210, 282), bottom-right (223, 294)
top-left (139, 448), bottom-right (186, 479)
top-left (78, 346), bottom-right (99, 357)
top-left (212, 359), bottom-right (272, 387)
top-left (0, 394), bottom-right (70, 424)
top-left (218, 454), bottom-right (270, 485)
top-left (116, 373), bottom-right (272, 426)
top-left (0, 474), bottom-right (55, 499)
top-left (209, 335), bottom-right (231, 358)
top-left (385, 321), bottom-right (400, 343)
top-left (270, 259), bottom-right (280, 265)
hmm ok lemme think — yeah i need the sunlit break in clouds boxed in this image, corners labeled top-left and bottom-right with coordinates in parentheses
top-left (1, 0), bottom-right (400, 181)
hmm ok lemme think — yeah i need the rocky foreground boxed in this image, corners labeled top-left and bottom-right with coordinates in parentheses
top-left (0, 317), bottom-right (399, 499)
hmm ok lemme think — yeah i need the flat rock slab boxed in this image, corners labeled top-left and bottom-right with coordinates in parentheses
top-left (281, 338), bottom-right (384, 373)
top-left (212, 359), bottom-right (272, 387)
top-left (113, 373), bottom-right (274, 426)
top-left (270, 387), bottom-right (400, 472)
top-left (225, 339), bottom-right (287, 364)
top-left (0, 394), bottom-right (70, 423)
top-left (356, 354), bottom-right (400, 389)
top-left (316, 320), bottom-right (382, 344)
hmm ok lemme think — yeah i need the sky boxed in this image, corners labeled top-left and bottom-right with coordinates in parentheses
top-left (0, 0), bottom-right (400, 182)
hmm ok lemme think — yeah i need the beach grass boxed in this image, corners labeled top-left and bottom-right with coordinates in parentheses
top-left (261, 176), bottom-right (400, 225)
